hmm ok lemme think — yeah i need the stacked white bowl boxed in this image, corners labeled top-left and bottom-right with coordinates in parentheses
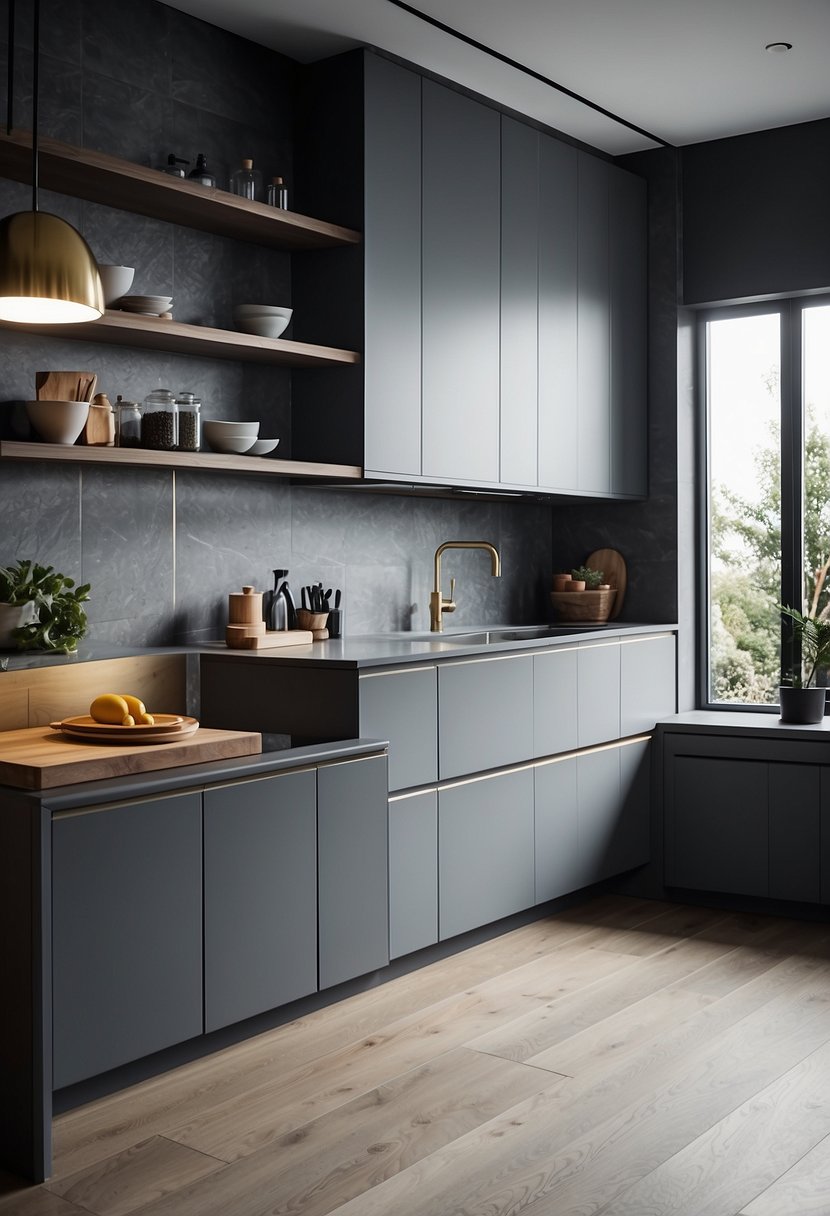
top-left (233, 304), bottom-right (293, 339)
top-left (203, 419), bottom-right (260, 454)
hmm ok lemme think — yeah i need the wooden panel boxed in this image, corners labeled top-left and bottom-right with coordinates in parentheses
top-left (0, 312), bottom-right (360, 368)
top-left (0, 725), bottom-right (260, 790)
top-left (0, 681), bottom-right (29, 730)
top-left (0, 129), bottom-right (361, 251)
top-left (26, 653), bottom-right (187, 725)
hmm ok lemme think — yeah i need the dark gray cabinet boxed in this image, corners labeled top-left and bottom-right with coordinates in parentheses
top-left (438, 654), bottom-right (534, 779)
top-left (500, 116), bottom-right (539, 487)
top-left (359, 665), bottom-right (438, 791)
top-left (577, 152), bottom-right (611, 493)
top-left (620, 634), bottom-right (677, 736)
top-left (611, 167), bottom-right (648, 496)
top-left (318, 755), bottom-right (389, 989)
top-left (538, 134), bottom-right (579, 491)
top-left (577, 641), bottom-right (621, 748)
top-left (439, 768), bottom-right (535, 939)
top-left (363, 53), bottom-right (422, 478)
top-left (52, 793), bottom-right (203, 1089)
top-left (203, 771), bottom-right (318, 1033)
top-left (533, 645), bottom-right (579, 757)
top-left (534, 756), bottom-right (580, 902)
top-left (769, 763), bottom-right (820, 902)
top-left (389, 788), bottom-right (438, 959)
top-left (422, 80), bottom-right (501, 484)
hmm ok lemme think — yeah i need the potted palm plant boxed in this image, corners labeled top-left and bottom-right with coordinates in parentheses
top-left (778, 603), bottom-right (830, 723)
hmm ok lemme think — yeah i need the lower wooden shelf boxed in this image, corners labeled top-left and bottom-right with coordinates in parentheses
top-left (0, 441), bottom-right (363, 481)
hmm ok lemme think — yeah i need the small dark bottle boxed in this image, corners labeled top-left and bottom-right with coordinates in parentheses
top-left (188, 153), bottom-right (217, 188)
top-left (267, 569), bottom-right (297, 630)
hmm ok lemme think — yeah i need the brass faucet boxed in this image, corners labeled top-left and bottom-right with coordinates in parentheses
top-left (430, 541), bottom-right (501, 632)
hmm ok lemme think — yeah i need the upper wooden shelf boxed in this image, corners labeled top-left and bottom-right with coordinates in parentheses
top-left (0, 441), bottom-right (363, 481)
top-left (0, 130), bottom-right (361, 251)
top-left (0, 310), bottom-right (360, 367)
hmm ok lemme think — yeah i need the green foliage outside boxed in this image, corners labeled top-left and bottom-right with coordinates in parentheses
top-left (711, 397), bottom-right (830, 702)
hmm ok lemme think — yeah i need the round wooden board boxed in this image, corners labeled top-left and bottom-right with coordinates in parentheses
top-left (585, 548), bottom-right (627, 618)
top-left (50, 715), bottom-right (199, 745)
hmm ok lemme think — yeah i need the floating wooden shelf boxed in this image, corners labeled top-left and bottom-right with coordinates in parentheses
top-left (0, 441), bottom-right (363, 481)
top-left (0, 310), bottom-right (360, 367)
top-left (0, 129), bottom-right (361, 251)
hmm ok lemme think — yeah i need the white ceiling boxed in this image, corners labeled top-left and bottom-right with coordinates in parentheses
top-left (160, 0), bottom-right (830, 154)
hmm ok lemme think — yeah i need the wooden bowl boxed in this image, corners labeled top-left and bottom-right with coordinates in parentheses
top-left (550, 588), bottom-right (616, 623)
top-left (296, 609), bottom-right (329, 640)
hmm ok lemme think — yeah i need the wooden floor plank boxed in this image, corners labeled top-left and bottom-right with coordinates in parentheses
top-left (44, 1136), bottom-right (225, 1216)
top-left (739, 1130), bottom-right (830, 1214)
top-left (602, 1039), bottom-right (830, 1215)
top-left (0, 1175), bottom-right (87, 1215)
top-left (123, 1048), bottom-right (559, 1216)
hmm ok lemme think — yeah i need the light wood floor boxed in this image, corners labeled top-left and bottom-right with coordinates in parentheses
top-left (5, 893), bottom-right (830, 1215)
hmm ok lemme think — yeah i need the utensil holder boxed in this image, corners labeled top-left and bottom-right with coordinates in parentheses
top-left (327, 607), bottom-right (342, 639)
top-left (296, 609), bottom-right (329, 640)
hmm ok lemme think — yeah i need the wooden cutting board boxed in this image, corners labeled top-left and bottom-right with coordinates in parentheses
top-left (585, 548), bottom-right (627, 618)
top-left (0, 724), bottom-right (262, 790)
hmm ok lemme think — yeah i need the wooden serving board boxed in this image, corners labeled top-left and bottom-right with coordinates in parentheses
top-left (585, 548), bottom-right (627, 618)
top-left (0, 724), bottom-right (261, 790)
top-left (227, 629), bottom-right (314, 650)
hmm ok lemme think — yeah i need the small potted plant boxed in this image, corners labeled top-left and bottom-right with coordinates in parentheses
top-left (0, 560), bottom-right (90, 653)
top-left (778, 603), bottom-right (830, 723)
top-left (571, 565), bottom-right (604, 590)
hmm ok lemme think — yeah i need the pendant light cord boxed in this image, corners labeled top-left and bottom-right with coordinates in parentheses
top-left (32, 0), bottom-right (39, 211)
top-left (6, 0), bottom-right (14, 135)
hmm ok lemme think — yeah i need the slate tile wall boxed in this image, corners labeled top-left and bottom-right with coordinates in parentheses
top-left (0, 0), bottom-right (553, 644)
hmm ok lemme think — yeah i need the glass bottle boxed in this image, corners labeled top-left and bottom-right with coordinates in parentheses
top-left (188, 153), bottom-right (217, 188)
top-left (266, 176), bottom-right (288, 209)
top-left (175, 391), bottom-right (201, 452)
top-left (230, 158), bottom-right (262, 201)
top-left (161, 153), bottom-right (189, 178)
top-left (115, 396), bottom-right (142, 448)
top-left (141, 389), bottom-right (178, 450)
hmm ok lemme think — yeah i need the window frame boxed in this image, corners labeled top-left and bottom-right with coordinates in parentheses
top-left (697, 293), bottom-right (830, 711)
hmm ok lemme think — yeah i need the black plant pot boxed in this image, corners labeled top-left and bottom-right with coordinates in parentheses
top-left (778, 686), bottom-right (827, 724)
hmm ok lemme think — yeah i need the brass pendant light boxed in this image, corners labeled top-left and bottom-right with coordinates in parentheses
top-left (0, 0), bottom-right (103, 323)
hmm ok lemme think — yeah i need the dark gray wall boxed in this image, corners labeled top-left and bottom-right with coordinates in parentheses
top-left (0, 0), bottom-right (552, 644)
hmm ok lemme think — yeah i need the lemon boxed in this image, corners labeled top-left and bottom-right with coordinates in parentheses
top-left (119, 694), bottom-right (155, 726)
top-left (90, 693), bottom-right (131, 725)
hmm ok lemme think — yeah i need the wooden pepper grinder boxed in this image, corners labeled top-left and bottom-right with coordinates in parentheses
top-left (82, 392), bottom-right (115, 446)
top-left (225, 585), bottom-right (266, 647)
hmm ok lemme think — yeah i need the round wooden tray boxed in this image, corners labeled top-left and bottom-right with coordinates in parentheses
top-left (550, 588), bottom-right (617, 623)
top-left (50, 715), bottom-right (199, 745)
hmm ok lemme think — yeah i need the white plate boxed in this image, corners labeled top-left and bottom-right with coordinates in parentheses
top-left (246, 438), bottom-right (280, 456)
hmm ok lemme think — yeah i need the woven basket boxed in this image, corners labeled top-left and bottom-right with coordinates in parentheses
top-left (550, 588), bottom-right (616, 623)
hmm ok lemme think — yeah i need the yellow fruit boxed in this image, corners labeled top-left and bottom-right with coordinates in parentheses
top-left (90, 693), bottom-right (130, 725)
top-left (119, 694), bottom-right (154, 726)
top-left (122, 714), bottom-right (135, 728)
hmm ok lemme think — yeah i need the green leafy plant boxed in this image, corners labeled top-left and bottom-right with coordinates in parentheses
top-left (778, 603), bottom-right (830, 688)
top-left (0, 560), bottom-right (90, 653)
top-left (571, 565), bottom-right (604, 590)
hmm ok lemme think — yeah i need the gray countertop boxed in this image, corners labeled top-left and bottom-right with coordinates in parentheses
top-left (658, 709), bottom-right (830, 741)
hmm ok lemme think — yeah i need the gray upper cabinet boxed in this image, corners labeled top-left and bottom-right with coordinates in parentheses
top-left (438, 654), bottom-right (534, 780)
top-left (611, 166), bottom-right (648, 496)
top-left (359, 665), bottom-right (438, 791)
top-left (620, 634), bottom-right (677, 736)
top-left (577, 152), bottom-right (611, 494)
top-left (422, 80), bottom-right (501, 484)
top-left (203, 771), bottom-right (318, 1033)
top-left (538, 134), bottom-right (579, 492)
top-left (318, 755), bottom-right (389, 989)
top-left (52, 793), bottom-right (203, 1090)
top-left (363, 54), bottom-right (422, 478)
top-left (500, 117), bottom-right (539, 488)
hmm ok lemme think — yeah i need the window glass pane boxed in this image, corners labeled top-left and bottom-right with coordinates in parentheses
top-left (803, 304), bottom-right (830, 685)
top-left (707, 313), bottom-right (781, 704)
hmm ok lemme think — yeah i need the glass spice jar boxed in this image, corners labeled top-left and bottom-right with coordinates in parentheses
top-left (175, 391), bottom-right (201, 451)
top-left (115, 396), bottom-right (142, 448)
top-left (141, 389), bottom-right (178, 450)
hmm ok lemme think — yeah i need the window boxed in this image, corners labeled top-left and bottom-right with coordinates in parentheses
top-left (702, 297), bottom-right (830, 708)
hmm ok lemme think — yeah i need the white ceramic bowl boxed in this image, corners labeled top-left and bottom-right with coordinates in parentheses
top-left (234, 305), bottom-right (293, 319)
top-left (97, 264), bottom-right (135, 306)
top-left (235, 315), bottom-right (291, 339)
top-left (26, 399), bottom-right (90, 444)
top-left (203, 420), bottom-right (260, 453)
top-left (245, 438), bottom-right (280, 456)
top-left (204, 433), bottom-right (258, 455)
top-left (203, 419), bottom-right (260, 437)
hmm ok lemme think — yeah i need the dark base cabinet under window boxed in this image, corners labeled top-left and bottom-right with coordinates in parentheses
top-left (52, 793), bottom-right (203, 1090)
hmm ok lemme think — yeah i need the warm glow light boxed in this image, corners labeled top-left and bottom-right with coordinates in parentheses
top-left (0, 296), bottom-right (101, 323)
top-left (0, 212), bottom-right (104, 325)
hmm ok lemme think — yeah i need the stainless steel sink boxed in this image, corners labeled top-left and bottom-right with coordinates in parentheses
top-left (435, 625), bottom-right (605, 645)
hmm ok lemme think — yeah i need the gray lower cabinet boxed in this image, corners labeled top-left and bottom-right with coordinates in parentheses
top-left (577, 641), bottom-right (621, 748)
top-left (359, 665), bottom-right (437, 791)
top-left (421, 79), bottom-right (501, 484)
top-left (620, 634), bottom-right (677, 736)
top-left (577, 745), bottom-right (622, 885)
top-left (388, 788), bottom-right (438, 959)
top-left (533, 646), bottom-right (579, 757)
top-left (439, 654), bottom-right (534, 780)
top-left (203, 771), bottom-right (318, 1033)
top-left (439, 768), bottom-right (535, 940)
top-left (52, 792), bottom-right (203, 1090)
top-left (318, 755), bottom-right (389, 989)
top-left (534, 756), bottom-right (580, 901)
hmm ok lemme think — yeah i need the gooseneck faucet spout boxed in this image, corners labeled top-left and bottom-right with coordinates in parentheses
top-left (430, 541), bottom-right (501, 632)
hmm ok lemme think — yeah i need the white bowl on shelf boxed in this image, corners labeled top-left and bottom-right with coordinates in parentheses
top-left (246, 438), bottom-right (280, 456)
top-left (234, 305), bottom-right (293, 319)
top-left (26, 400), bottom-right (90, 444)
top-left (97, 264), bottom-right (135, 306)
top-left (235, 315), bottom-right (291, 339)
top-left (203, 420), bottom-right (260, 453)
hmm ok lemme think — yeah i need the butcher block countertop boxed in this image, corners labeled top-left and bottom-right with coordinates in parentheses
top-left (0, 724), bottom-right (262, 790)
